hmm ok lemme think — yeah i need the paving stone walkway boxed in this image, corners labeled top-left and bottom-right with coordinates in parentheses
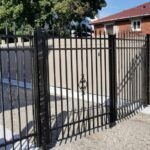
top-left (52, 108), bottom-right (150, 150)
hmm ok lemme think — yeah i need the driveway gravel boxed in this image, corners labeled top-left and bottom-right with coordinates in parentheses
top-left (51, 108), bottom-right (150, 150)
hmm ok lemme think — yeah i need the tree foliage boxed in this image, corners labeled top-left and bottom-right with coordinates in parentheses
top-left (0, 0), bottom-right (34, 34)
top-left (0, 0), bottom-right (106, 35)
top-left (54, 0), bottom-right (106, 21)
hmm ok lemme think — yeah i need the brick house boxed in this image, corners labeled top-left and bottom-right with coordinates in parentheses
top-left (92, 2), bottom-right (150, 35)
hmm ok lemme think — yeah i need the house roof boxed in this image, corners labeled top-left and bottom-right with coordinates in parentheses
top-left (93, 2), bottom-right (150, 25)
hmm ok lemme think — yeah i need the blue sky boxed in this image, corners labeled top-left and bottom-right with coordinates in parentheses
top-left (99, 0), bottom-right (150, 18)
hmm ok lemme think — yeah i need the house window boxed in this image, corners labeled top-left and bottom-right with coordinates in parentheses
top-left (131, 20), bottom-right (141, 31)
top-left (104, 24), bottom-right (114, 34)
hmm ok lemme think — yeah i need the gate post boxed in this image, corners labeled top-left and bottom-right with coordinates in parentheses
top-left (146, 34), bottom-right (150, 105)
top-left (34, 28), bottom-right (50, 148)
top-left (108, 34), bottom-right (117, 127)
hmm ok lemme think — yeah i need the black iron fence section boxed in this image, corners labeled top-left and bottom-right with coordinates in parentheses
top-left (115, 32), bottom-right (147, 120)
top-left (0, 29), bottom-right (149, 149)
top-left (46, 31), bottom-right (110, 148)
top-left (34, 29), bottom-right (149, 148)
top-left (0, 35), bottom-right (37, 149)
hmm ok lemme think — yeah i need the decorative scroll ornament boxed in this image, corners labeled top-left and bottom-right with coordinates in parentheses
top-left (78, 74), bottom-right (87, 95)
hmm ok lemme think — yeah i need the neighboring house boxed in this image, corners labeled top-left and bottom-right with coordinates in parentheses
top-left (92, 2), bottom-right (150, 35)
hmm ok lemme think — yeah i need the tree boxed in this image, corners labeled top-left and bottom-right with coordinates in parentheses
top-left (0, 0), bottom-right (55, 34)
top-left (53, 0), bottom-right (106, 36)
top-left (53, 0), bottom-right (106, 22)
top-left (0, 0), bottom-right (34, 34)
top-left (0, 0), bottom-right (106, 35)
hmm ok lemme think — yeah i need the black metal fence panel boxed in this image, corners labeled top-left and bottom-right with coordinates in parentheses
top-left (0, 29), bottom-right (148, 149)
top-left (33, 29), bottom-right (147, 148)
top-left (46, 32), bottom-right (110, 147)
top-left (116, 32), bottom-right (147, 119)
top-left (0, 35), bottom-right (37, 149)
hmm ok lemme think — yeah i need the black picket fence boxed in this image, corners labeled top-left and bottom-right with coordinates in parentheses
top-left (0, 29), bottom-right (149, 149)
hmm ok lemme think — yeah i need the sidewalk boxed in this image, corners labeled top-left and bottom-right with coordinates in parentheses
top-left (52, 106), bottom-right (150, 150)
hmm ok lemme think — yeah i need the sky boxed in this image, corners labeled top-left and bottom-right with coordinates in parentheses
top-left (99, 0), bottom-right (150, 18)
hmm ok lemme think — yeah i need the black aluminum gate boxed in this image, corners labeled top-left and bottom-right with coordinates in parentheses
top-left (0, 35), bottom-right (37, 149)
top-left (115, 32), bottom-right (148, 119)
top-left (33, 29), bottom-right (149, 149)
top-left (0, 29), bottom-right (149, 149)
